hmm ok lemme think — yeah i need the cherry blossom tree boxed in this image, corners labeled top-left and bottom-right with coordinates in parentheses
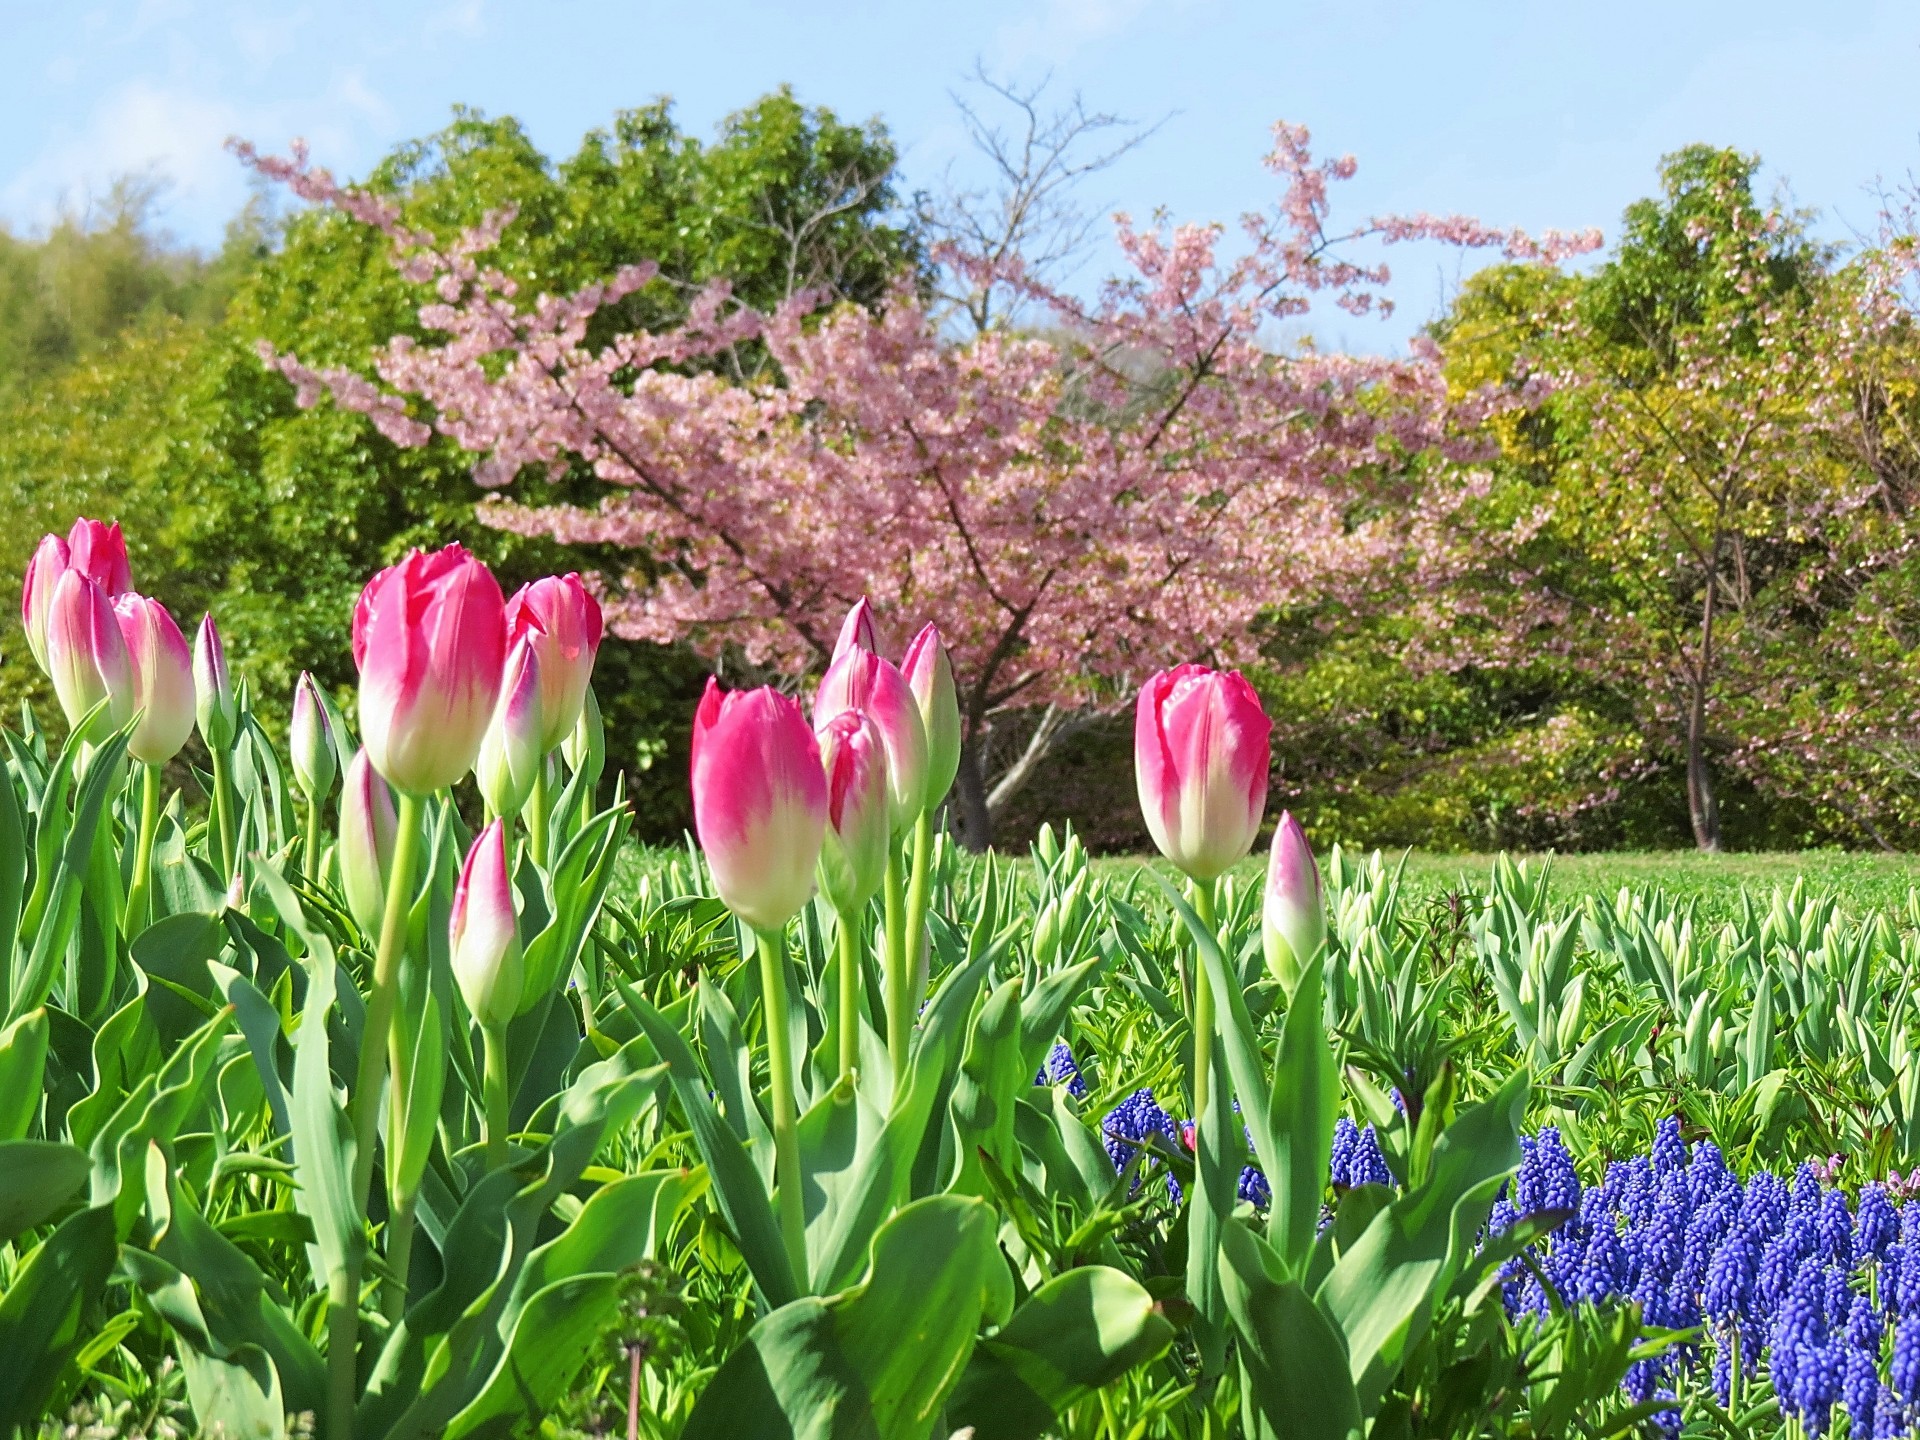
top-left (239, 124), bottom-right (1597, 847)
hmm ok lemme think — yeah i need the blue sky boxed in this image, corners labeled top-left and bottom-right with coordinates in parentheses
top-left (3, 0), bottom-right (1918, 352)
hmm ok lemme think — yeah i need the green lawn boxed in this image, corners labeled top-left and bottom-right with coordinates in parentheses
top-left (621, 841), bottom-right (1920, 923)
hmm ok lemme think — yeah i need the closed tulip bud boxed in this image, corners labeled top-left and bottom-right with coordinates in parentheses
top-left (353, 544), bottom-right (507, 795)
top-left (1262, 812), bottom-right (1325, 996)
top-left (193, 614), bottom-right (238, 751)
top-left (476, 638), bottom-right (544, 818)
top-left (450, 820), bottom-right (523, 1028)
top-left (1134, 664), bottom-right (1271, 882)
top-left (504, 574), bottom-right (603, 753)
top-left (900, 623), bottom-right (961, 813)
top-left (562, 684), bottom-right (604, 779)
top-left (816, 711), bottom-right (891, 914)
top-left (813, 647), bottom-right (928, 837)
top-left (691, 678), bottom-right (828, 931)
top-left (291, 672), bottom-right (338, 801)
top-left (66, 518), bottom-right (133, 596)
top-left (112, 595), bottom-right (195, 765)
top-left (46, 571), bottom-right (135, 731)
top-left (339, 749), bottom-right (398, 937)
top-left (832, 597), bottom-right (878, 662)
top-left (21, 534), bottom-right (69, 674)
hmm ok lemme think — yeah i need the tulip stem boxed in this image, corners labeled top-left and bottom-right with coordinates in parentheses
top-left (481, 1022), bottom-right (511, 1172)
top-left (903, 810), bottom-right (934, 1011)
top-left (1191, 879), bottom-right (1218, 1128)
top-left (382, 1186), bottom-right (416, 1324)
top-left (837, 910), bottom-right (862, 1082)
top-left (123, 762), bottom-right (161, 937)
top-left (883, 844), bottom-right (909, 1093)
top-left (334, 790), bottom-right (422, 1433)
top-left (302, 794), bottom-right (324, 885)
top-left (755, 926), bottom-right (808, 1285)
top-left (528, 761), bottom-right (550, 870)
top-left (209, 746), bottom-right (240, 880)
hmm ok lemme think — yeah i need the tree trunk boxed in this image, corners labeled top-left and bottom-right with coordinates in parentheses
top-left (1686, 556), bottom-right (1723, 853)
top-left (953, 736), bottom-right (993, 853)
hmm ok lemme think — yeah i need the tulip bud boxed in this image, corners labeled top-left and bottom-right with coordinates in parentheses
top-left (900, 623), bottom-right (961, 814)
top-left (450, 820), bottom-right (523, 1028)
top-left (338, 749), bottom-right (398, 936)
top-left (691, 678), bottom-right (828, 931)
top-left (832, 597), bottom-right (877, 662)
top-left (112, 594), bottom-right (195, 765)
top-left (476, 638), bottom-right (544, 818)
top-left (816, 711), bottom-right (890, 914)
top-left (1134, 664), bottom-right (1271, 881)
top-left (813, 647), bottom-right (928, 837)
top-left (503, 574), bottom-right (603, 753)
top-left (21, 534), bottom-right (69, 674)
top-left (66, 518), bottom-right (133, 597)
top-left (353, 544), bottom-right (507, 794)
top-left (45, 571), bottom-right (135, 731)
top-left (194, 614), bottom-right (238, 751)
top-left (291, 671), bottom-right (338, 802)
top-left (562, 684), bottom-right (604, 780)
top-left (1262, 812), bottom-right (1325, 996)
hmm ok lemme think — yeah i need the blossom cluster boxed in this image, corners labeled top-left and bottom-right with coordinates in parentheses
top-left (1492, 1119), bottom-right (1920, 1438)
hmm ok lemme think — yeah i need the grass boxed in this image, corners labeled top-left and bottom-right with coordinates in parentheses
top-left (619, 840), bottom-right (1920, 925)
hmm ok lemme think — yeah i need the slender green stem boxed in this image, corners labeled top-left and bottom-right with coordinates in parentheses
top-left (382, 1193), bottom-right (416, 1325)
top-left (903, 810), bottom-right (934, 1010)
top-left (1191, 879), bottom-right (1218, 1126)
top-left (332, 790), bottom-right (423, 1430)
top-left (837, 909), bottom-right (862, 1082)
top-left (122, 762), bottom-right (161, 937)
top-left (325, 1269), bottom-right (359, 1440)
top-left (755, 926), bottom-right (807, 1283)
top-left (210, 746), bottom-right (239, 879)
top-left (528, 760), bottom-right (550, 870)
top-left (349, 790), bottom-right (424, 1211)
top-left (302, 794), bottom-right (324, 884)
top-left (882, 844), bottom-right (909, 1093)
top-left (482, 1023), bottom-right (512, 1171)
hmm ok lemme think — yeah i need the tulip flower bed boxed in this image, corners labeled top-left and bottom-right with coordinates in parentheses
top-left (11, 519), bottom-right (1920, 1440)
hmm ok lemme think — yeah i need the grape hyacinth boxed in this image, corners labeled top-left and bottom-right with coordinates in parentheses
top-left (1035, 1038), bottom-right (1089, 1098)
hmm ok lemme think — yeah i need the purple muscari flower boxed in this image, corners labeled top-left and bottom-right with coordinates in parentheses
top-left (1895, 1317), bottom-right (1920, 1404)
top-left (1775, 1264), bottom-right (1843, 1434)
top-left (1330, 1117), bottom-right (1359, 1188)
top-left (1515, 1126), bottom-right (1581, 1217)
top-left (1687, 1139), bottom-right (1736, 1208)
top-left (1704, 1226), bottom-right (1759, 1329)
top-left (1651, 1116), bottom-right (1686, 1177)
top-left (1873, 1382), bottom-right (1906, 1439)
top-left (1793, 1161), bottom-right (1824, 1214)
top-left (1035, 1039), bottom-right (1089, 1099)
top-left (1860, 1183), bottom-right (1899, 1264)
top-left (1102, 1087), bottom-right (1184, 1204)
top-left (1577, 1216), bottom-right (1628, 1302)
top-left (1846, 1346), bottom-right (1881, 1437)
top-left (1897, 1207), bottom-right (1920, 1317)
top-left (1745, 1171), bottom-right (1789, 1238)
top-left (1818, 1189), bottom-right (1856, 1270)
top-left (1349, 1124), bottom-right (1393, 1189)
top-left (1238, 1166), bottom-right (1271, 1209)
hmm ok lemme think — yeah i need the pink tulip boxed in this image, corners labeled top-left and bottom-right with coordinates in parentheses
top-left (66, 519), bottom-right (133, 597)
top-left (816, 710), bottom-right (891, 914)
top-left (111, 595), bottom-right (195, 765)
top-left (45, 571), bottom-right (134, 731)
top-left (21, 535), bottom-right (69, 674)
top-left (450, 819), bottom-right (523, 1027)
top-left (353, 544), bottom-right (507, 795)
top-left (832, 597), bottom-right (878, 662)
top-left (813, 647), bottom-right (928, 836)
top-left (1134, 664), bottom-right (1271, 881)
top-left (476, 637), bottom-right (544, 818)
top-left (290, 671), bottom-right (338, 801)
top-left (504, 574), bottom-right (603, 753)
top-left (900, 623), bottom-right (961, 812)
top-left (193, 614), bottom-right (238, 750)
top-left (339, 749), bottom-right (398, 937)
top-left (1262, 811), bottom-right (1326, 994)
top-left (691, 678), bottom-right (828, 931)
